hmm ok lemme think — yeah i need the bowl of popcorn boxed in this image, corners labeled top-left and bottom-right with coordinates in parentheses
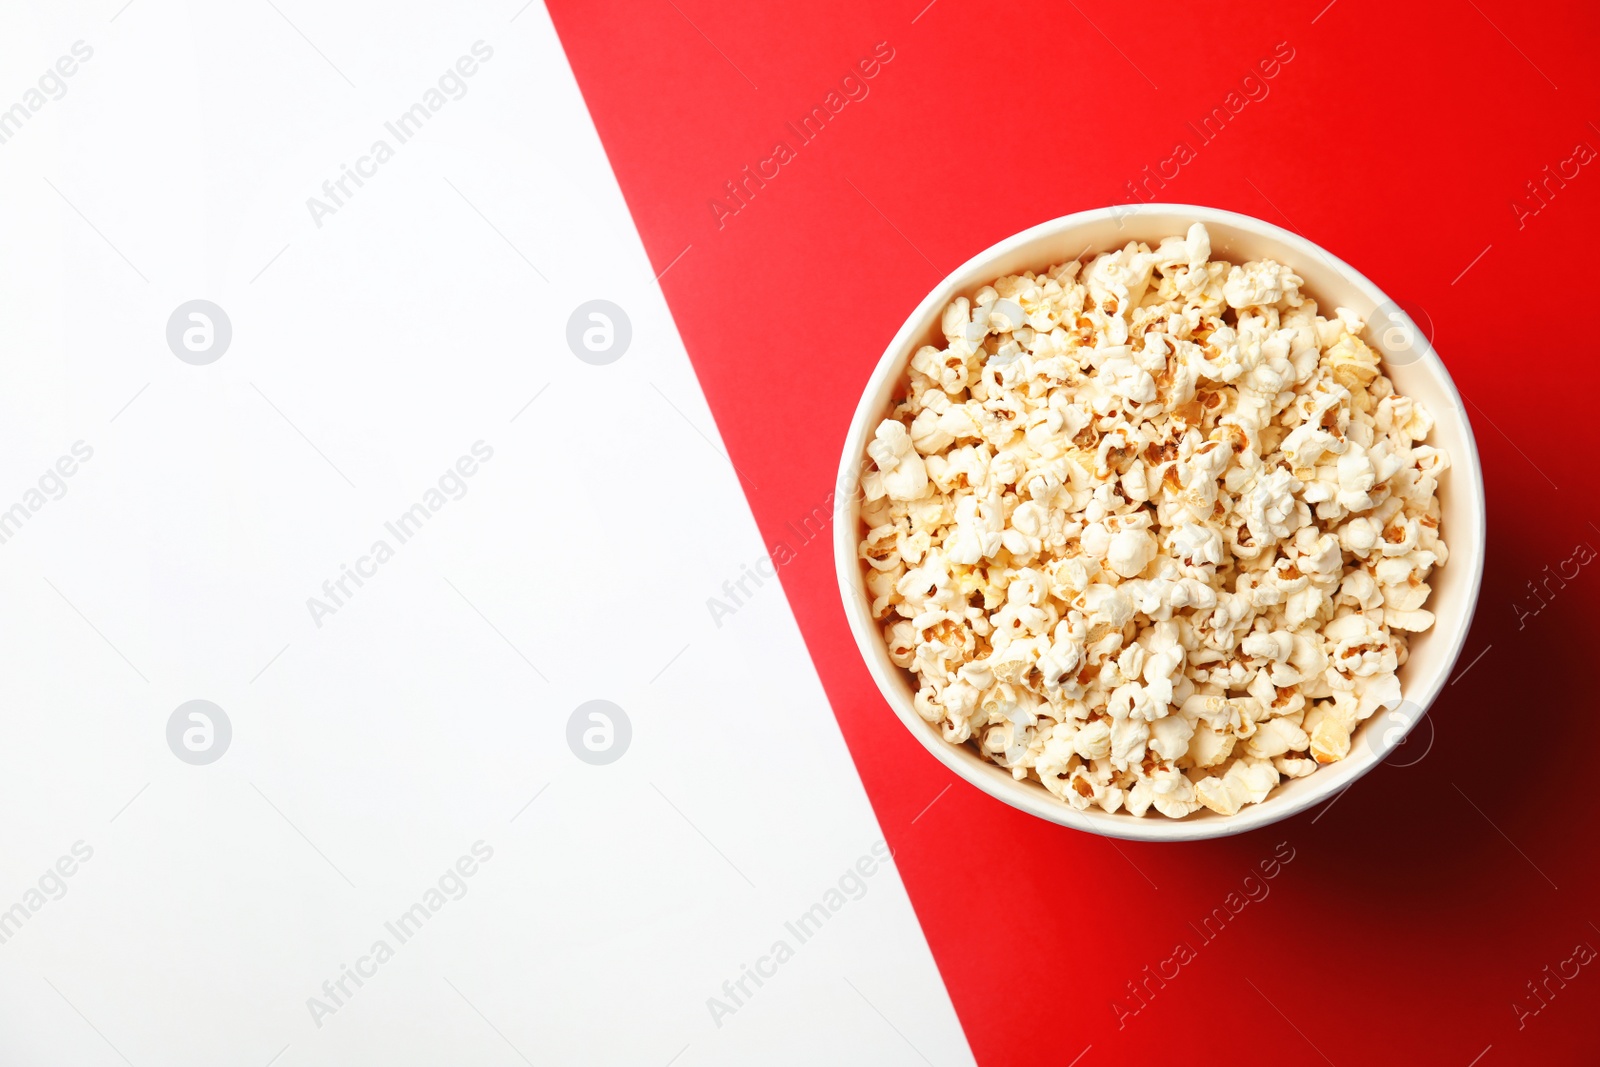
top-left (836, 204), bottom-right (1485, 841)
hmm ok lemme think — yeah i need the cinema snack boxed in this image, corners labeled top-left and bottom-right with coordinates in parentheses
top-left (857, 224), bottom-right (1447, 818)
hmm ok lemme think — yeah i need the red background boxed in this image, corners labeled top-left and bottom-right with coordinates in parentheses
top-left (546, 1), bottom-right (1600, 1062)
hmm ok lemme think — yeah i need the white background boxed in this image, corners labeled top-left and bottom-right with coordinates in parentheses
top-left (0, 2), bottom-right (975, 1064)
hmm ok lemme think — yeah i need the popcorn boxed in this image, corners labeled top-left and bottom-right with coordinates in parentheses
top-left (860, 225), bottom-right (1448, 818)
top-left (865, 421), bottom-right (930, 501)
top-left (1224, 260), bottom-right (1302, 310)
top-left (1106, 527), bottom-right (1158, 578)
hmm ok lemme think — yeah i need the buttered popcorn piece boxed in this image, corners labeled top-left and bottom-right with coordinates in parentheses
top-left (859, 224), bottom-right (1447, 818)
